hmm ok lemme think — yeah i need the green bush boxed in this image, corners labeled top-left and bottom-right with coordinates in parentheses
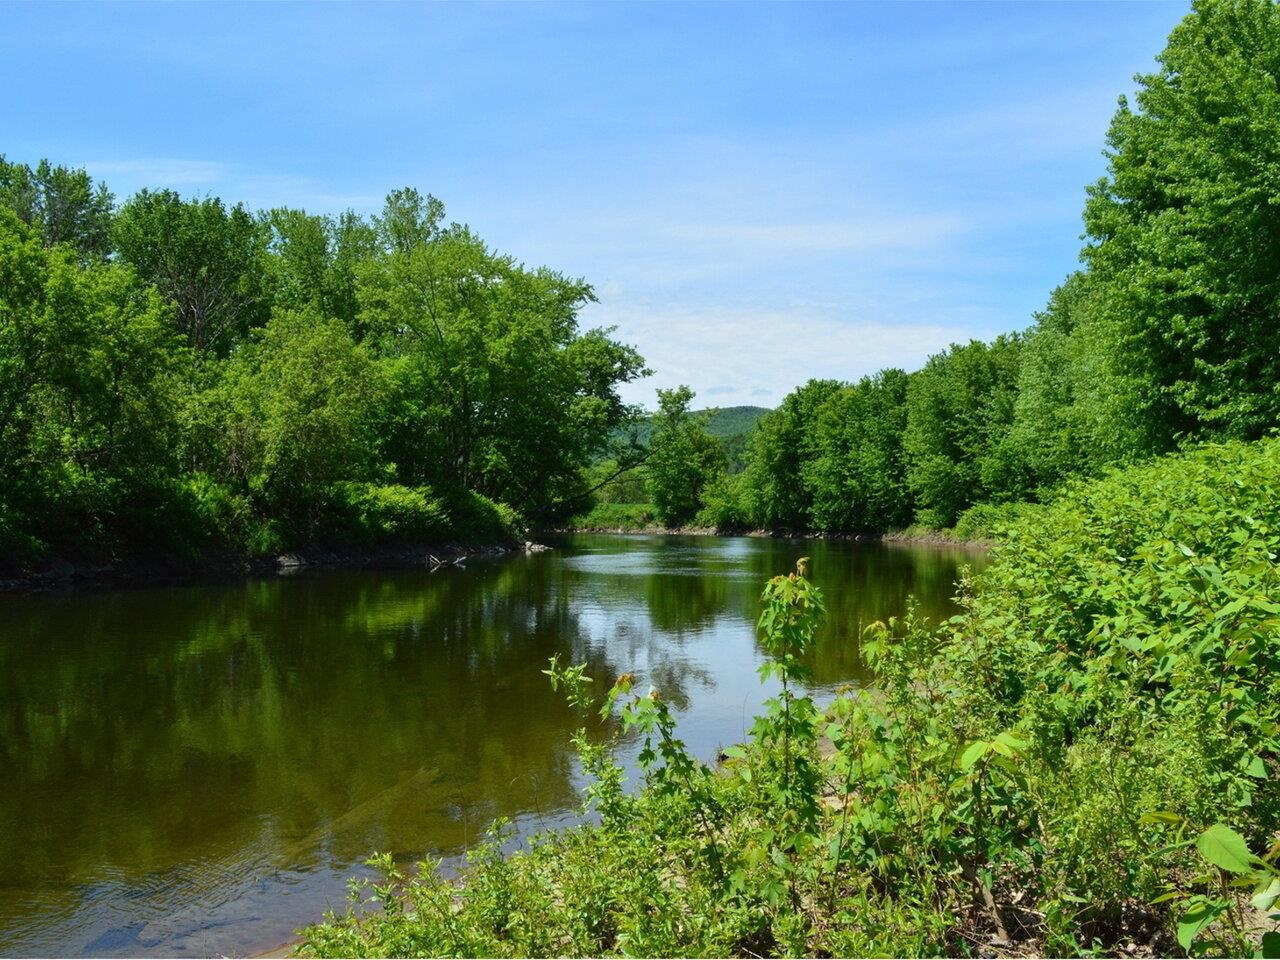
top-left (441, 488), bottom-right (523, 543)
top-left (321, 483), bottom-right (521, 547)
top-left (950, 499), bottom-right (1043, 541)
top-left (322, 482), bottom-right (451, 545)
top-left (693, 472), bottom-right (748, 530)
top-left (569, 502), bottom-right (659, 530)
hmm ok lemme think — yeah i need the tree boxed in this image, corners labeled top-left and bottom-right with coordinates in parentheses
top-left (358, 193), bottom-right (646, 514)
top-left (0, 155), bottom-right (114, 261)
top-left (903, 336), bottom-right (1022, 528)
top-left (114, 190), bottom-right (271, 353)
top-left (805, 369), bottom-right (912, 533)
top-left (740, 379), bottom-right (842, 530)
top-left (266, 207), bottom-right (377, 328)
top-left (208, 307), bottom-right (385, 528)
top-left (1080, 0), bottom-right (1280, 446)
top-left (0, 208), bottom-right (186, 561)
top-left (646, 386), bottom-right (726, 527)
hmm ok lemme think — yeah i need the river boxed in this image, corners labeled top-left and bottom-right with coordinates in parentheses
top-left (0, 533), bottom-right (986, 957)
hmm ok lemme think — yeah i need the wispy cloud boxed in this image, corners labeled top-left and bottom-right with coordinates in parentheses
top-left (667, 215), bottom-right (964, 256)
top-left (85, 158), bottom-right (230, 187)
top-left (597, 301), bottom-right (1004, 410)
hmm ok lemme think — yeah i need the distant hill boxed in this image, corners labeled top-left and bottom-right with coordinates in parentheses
top-left (610, 405), bottom-right (769, 472)
top-left (618, 405), bottom-right (769, 446)
top-left (702, 405), bottom-right (770, 440)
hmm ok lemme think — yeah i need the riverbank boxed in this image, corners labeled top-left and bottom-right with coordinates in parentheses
top-left (0, 539), bottom-right (544, 593)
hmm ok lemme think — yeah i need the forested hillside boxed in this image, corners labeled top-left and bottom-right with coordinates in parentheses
top-left (620, 0), bottom-right (1280, 538)
top-left (0, 167), bottom-right (647, 572)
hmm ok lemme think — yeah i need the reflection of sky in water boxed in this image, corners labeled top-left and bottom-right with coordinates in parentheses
top-left (0, 533), bottom-right (985, 957)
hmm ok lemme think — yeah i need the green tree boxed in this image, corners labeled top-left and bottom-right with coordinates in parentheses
top-left (646, 386), bottom-right (727, 527)
top-left (207, 307), bottom-right (386, 529)
top-left (358, 194), bottom-right (646, 514)
top-left (740, 379), bottom-right (842, 530)
top-left (114, 189), bottom-right (271, 354)
top-left (1081, 0), bottom-right (1280, 446)
top-left (0, 208), bottom-right (185, 561)
top-left (0, 156), bottom-right (114, 261)
top-left (903, 336), bottom-right (1022, 528)
top-left (805, 369), bottom-right (912, 533)
top-left (266, 207), bottom-right (377, 327)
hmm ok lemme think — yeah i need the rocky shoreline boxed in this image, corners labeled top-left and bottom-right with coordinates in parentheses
top-left (0, 540), bottom-right (549, 593)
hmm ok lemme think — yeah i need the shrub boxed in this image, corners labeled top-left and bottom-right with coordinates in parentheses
top-left (321, 483), bottom-right (522, 547)
top-left (569, 502), bottom-right (659, 530)
top-left (951, 499), bottom-right (1043, 541)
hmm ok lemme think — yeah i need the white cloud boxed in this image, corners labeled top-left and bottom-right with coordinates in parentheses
top-left (592, 300), bottom-right (1003, 410)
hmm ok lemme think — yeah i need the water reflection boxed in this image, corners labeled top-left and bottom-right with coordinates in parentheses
top-left (0, 534), bottom-right (984, 957)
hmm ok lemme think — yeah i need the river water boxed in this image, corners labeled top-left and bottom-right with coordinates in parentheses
top-left (0, 533), bottom-right (986, 957)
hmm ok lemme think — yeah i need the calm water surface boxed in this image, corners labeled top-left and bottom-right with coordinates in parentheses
top-left (0, 533), bottom-right (986, 957)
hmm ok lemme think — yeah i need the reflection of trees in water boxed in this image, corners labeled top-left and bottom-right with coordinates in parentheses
top-left (641, 567), bottom-right (731, 634)
top-left (0, 537), bottom-right (987, 948)
top-left (618, 535), bottom-right (983, 690)
top-left (0, 560), bottom-right (620, 898)
top-left (741, 538), bottom-right (982, 687)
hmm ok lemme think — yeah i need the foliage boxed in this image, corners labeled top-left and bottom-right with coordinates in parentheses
top-left (902, 335), bottom-right (1024, 528)
top-left (0, 163), bottom-right (643, 570)
top-left (1080, 0), bottom-right (1280, 448)
top-left (358, 213), bottom-right (647, 515)
top-left (569, 502), bottom-right (660, 531)
top-left (203, 306), bottom-right (387, 533)
top-left (645, 386), bottom-right (728, 527)
top-left (0, 208), bottom-right (190, 564)
top-left (319, 483), bottom-right (521, 547)
top-left (950, 500), bottom-right (1043, 542)
top-left (612, 405), bottom-right (768, 473)
top-left (113, 189), bottom-right (272, 354)
top-left (740, 379), bottom-right (842, 530)
top-left (693, 471), bottom-right (749, 530)
top-left (722, 0), bottom-right (1280, 539)
top-left (805, 369), bottom-right (912, 533)
top-left (0, 155), bottom-right (114, 261)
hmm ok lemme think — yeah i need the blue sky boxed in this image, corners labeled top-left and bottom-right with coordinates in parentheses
top-left (1, 1), bottom-right (1187, 407)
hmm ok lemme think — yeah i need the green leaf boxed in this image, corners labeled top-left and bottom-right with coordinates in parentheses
top-left (1177, 901), bottom-right (1222, 950)
top-left (1251, 876), bottom-right (1280, 913)
top-left (1196, 823), bottom-right (1253, 874)
top-left (959, 740), bottom-right (989, 770)
top-left (1245, 755), bottom-right (1267, 778)
top-left (1262, 931), bottom-right (1280, 960)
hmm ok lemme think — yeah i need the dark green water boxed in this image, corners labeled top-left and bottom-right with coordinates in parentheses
top-left (0, 533), bottom-right (985, 957)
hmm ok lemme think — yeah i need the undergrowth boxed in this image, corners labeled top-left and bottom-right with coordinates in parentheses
top-left (300, 438), bottom-right (1280, 958)
top-left (567, 502), bottom-right (661, 531)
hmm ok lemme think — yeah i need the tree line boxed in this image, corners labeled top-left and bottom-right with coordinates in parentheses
top-left (627, 0), bottom-right (1280, 534)
top-left (0, 163), bottom-right (648, 568)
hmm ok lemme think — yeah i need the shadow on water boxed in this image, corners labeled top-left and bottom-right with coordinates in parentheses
top-left (0, 533), bottom-right (985, 957)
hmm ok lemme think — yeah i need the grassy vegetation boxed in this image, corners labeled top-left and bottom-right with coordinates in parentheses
top-left (300, 437), bottom-right (1280, 958)
top-left (567, 502), bottom-right (661, 531)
